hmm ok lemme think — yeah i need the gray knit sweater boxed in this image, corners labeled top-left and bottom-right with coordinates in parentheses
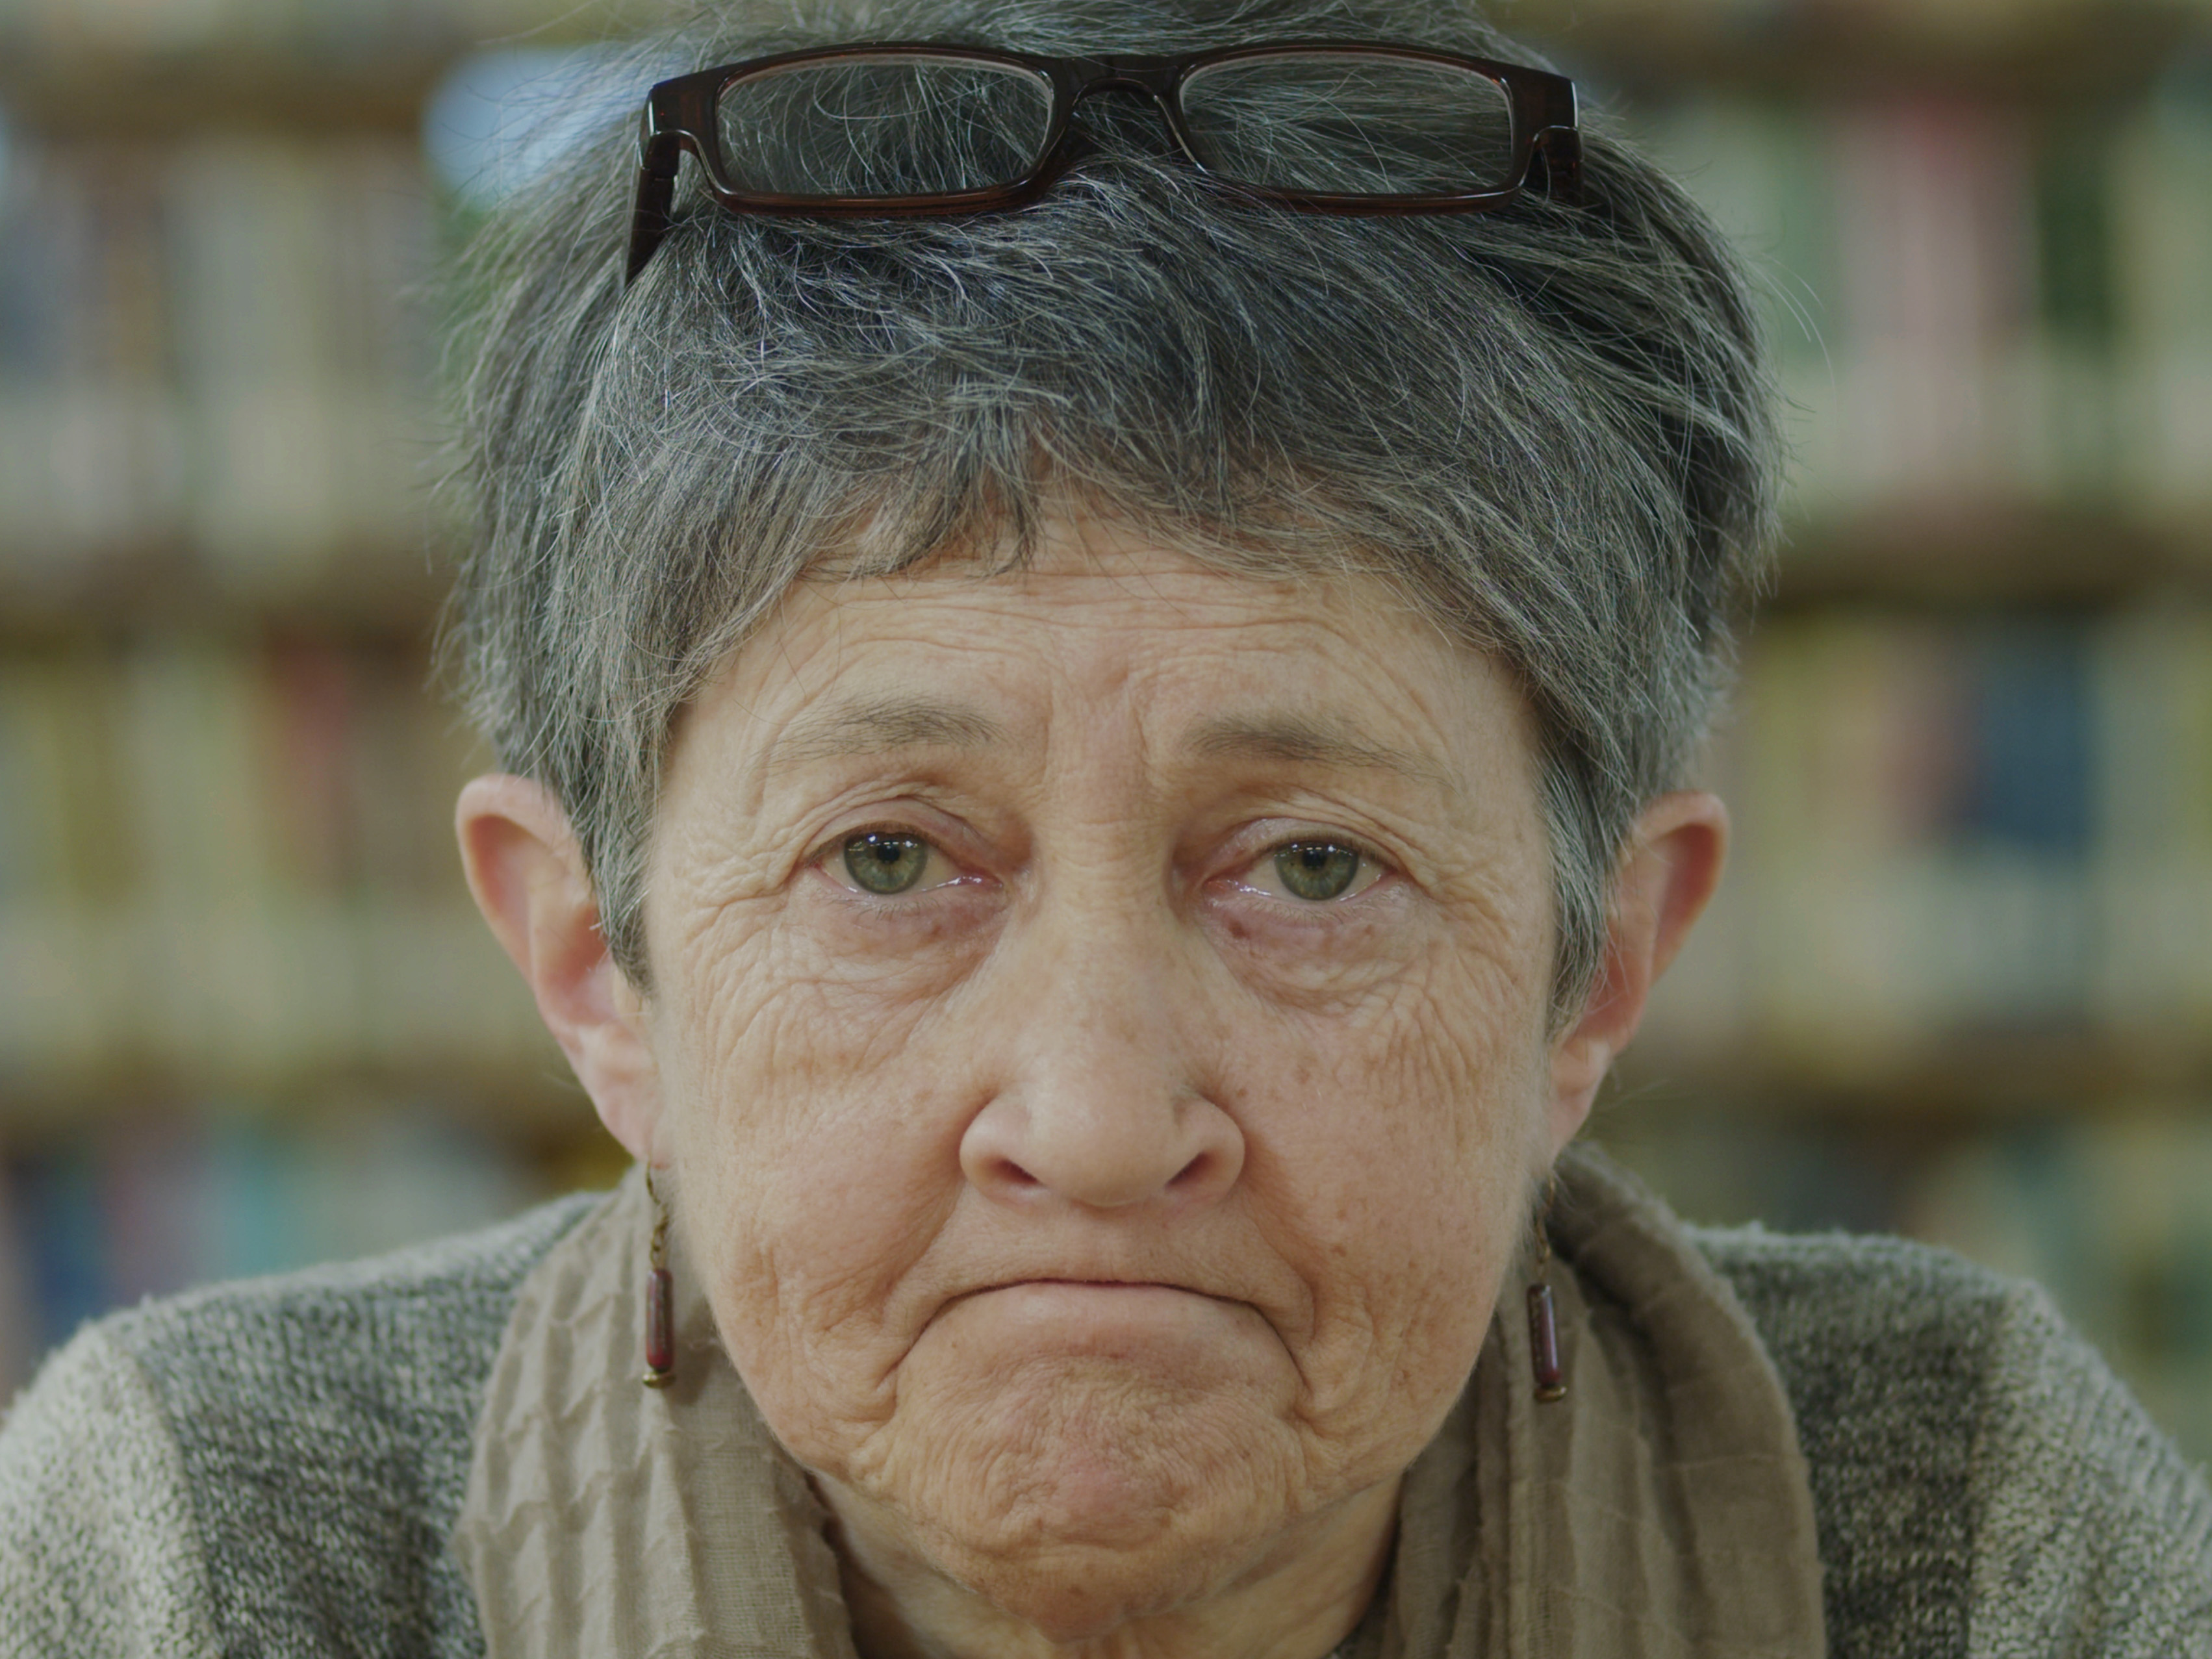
top-left (1, 1195), bottom-right (2207, 1657)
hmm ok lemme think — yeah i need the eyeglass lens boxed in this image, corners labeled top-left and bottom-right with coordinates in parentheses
top-left (714, 56), bottom-right (1056, 197)
top-left (710, 51), bottom-right (1522, 202)
top-left (1178, 55), bottom-right (1519, 196)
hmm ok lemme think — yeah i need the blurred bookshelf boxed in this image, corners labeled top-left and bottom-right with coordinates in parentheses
top-left (1533, 0), bottom-right (2212, 1465)
top-left (0, 0), bottom-right (609, 1402)
top-left (0, 0), bottom-right (2207, 1463)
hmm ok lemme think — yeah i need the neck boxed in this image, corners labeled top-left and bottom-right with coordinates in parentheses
top-left (828, 1477), bottom-right (1399, 1659)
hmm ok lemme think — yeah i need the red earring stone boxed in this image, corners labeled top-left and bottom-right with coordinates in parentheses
top-left (1527, 1281), bottom-right (1566, 1403)
top-left (642, 1169), bottom-right (676, 1390)
top-left (1527, 1177), bottom-right (1566, 1404)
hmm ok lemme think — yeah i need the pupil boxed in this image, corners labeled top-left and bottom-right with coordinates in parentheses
top-left (1276, 842), bottom-right (1360, 902)
top-left (845, 833), bottom-right (927, 895)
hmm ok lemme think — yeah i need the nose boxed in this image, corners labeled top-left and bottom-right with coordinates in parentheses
top-left (958, 905), bottom-right (1244, 1213)
top-left (960, 1087), bottom-right (1245, 1212)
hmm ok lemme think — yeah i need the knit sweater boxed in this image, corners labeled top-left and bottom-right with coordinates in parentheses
top-left (1, 1193), bottom-right (2207, 1658)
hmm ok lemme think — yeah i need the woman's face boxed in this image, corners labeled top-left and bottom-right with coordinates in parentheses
top-left (641, 514), bottom-right (1567, 1639)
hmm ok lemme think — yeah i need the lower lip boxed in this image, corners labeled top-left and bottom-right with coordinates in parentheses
top-left (986, 1280), bottom-right (1199, 1307)
top-left (961, 1280), bottom-right (1232, 1339)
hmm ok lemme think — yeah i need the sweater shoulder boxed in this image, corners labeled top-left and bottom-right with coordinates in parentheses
top-left (97, 1185), bottom-right (598, 1376)
top-left (1692, 1224), bottom-right (2212, 1659)
top-left (83, 1189), bottom-right (601, 1658)
top-left (1689, 1222), bottom-right (2029, 1417)
top-left (0, 1325), bottom-right (223, 1656)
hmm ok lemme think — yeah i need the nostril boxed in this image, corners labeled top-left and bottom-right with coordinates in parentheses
top-left (1168, 1150), bottom-right (1216, 1191)
top-left (1165, 1134), bottom-right (1242, 1202)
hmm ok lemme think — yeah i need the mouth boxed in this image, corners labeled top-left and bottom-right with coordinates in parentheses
top-left (917, 1279), bottom-right (1277, 1385)
top-left (1022, 1283), bottom-right (1194, 1300)
top-left (963, 1274), bottom-right (1223, 1303)
top-left (952, 1276), bottom-right (1235, 1328)
top-left (961, 1278), bottom-right (1239, 1322)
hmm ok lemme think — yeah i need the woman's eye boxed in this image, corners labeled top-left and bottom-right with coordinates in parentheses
top-left (1252, 841), bottom-right (1382, 904)
top-left (836, 832), bottom-right (944, 896)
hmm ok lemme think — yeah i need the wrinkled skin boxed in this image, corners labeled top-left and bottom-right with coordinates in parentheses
top-left (459, 514), bottom-right (1725, 1659)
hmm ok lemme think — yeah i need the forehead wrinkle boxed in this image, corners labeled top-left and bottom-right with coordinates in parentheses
top-left (768, 694), bottom-right (1006, 771)
top-left (1184, 712), bottom-right (1456, 795)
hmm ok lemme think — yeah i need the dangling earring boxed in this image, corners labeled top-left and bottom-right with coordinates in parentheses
top-left (1525, 1176), bottom-right (1566, 1404)
top-left (642, 1167), bottom-right (676, 1390)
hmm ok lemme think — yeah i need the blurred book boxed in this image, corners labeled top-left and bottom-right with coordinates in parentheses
top-left (1638, 68), bottom-right (2212, 538)
top-left (1644, 607), bottom-right (2212, 1065)
top-left (0, 132), bottom-right (442, 597)
top-left (0, 639), bottom-right (553, 1093)
top-left (0, 1106), bottom-right (553, 1404)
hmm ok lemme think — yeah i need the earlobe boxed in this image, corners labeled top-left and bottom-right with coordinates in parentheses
top-left (456, 774), bottom-right (664, 1161)
top-left (1545, 791), bottom-right (1728, 1152)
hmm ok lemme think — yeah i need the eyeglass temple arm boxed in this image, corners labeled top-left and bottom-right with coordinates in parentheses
top-left (628, 116), bottom-right (689, 285)
top-left (1537, 127), bottom-right (1583, 205)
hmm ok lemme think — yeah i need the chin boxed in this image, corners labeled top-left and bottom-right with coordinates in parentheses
top-left (939, 1534), bottom-right (1233, 1646)
top-left (857, 1357), bottom-right (1311, 1640)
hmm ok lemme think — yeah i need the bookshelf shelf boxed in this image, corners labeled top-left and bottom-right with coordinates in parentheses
top-left (0, 1061), bottom-right (587, 1146)
top-left (1617, 1030), bottom-right (2212, 1126)
top-left (0, 546), bottom-right (452, 646)
top-left (1518, 2), bottom-right (2208, 103)
top-left (1775, 507), bottom-right (2212, 607)
top-left (0, 50), bottom-right (458, 138)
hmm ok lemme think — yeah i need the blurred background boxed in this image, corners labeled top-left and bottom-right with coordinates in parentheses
top-left (0, 0), bottom-right (2207, 1466)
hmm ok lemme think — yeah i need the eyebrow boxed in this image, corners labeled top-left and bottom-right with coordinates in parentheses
top-left (769, 696), bottom-right (1006, 768)
top-left (1184, 713), bottom-right (1454, 791)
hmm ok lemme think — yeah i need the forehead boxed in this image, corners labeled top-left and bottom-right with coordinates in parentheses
top-left (672, 516), bottom-right (1533, 788)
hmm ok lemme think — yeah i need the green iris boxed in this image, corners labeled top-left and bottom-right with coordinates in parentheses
top-left (843, 833), bottom-right (931, 895)
top-left (1275, 841), bottom-right (1363, 902)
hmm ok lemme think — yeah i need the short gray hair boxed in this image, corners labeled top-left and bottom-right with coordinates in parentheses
top-left (442, 0), bottom-right (1781, 1030)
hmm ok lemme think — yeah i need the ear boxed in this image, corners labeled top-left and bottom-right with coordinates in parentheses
top-left (1545, 791), bottom-right (1728, 1154)
top-left (457, 774), bottom-right (665, 1162)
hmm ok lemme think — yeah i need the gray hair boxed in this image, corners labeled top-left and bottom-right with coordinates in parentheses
top-left (442, 0), bottom-right (1781, 1031)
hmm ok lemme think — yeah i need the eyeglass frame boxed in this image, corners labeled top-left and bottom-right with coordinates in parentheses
top-left (627, 40), bottom-right (1583, 283)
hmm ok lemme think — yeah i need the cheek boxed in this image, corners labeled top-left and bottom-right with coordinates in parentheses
top-left (1239, 944), bottom-right (1549, 1450)
top-left (655, 916), bottom-right (974, 1435)
top-left (659, 878), bottom-right (986, 1135)
top-left (1269, 902), bottom-right (1551, 1208)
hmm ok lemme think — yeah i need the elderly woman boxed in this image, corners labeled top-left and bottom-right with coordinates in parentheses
top-left (5, 0), bottom-right (2209, 1653)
